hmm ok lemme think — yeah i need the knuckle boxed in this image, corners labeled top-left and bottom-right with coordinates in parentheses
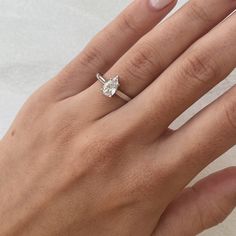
top-left (78, 46), bottom-right (104, 69)
top-left (182, 51), bottom-right (219, 86)
top-left (189, 185), bottom-right (221, 231)
top-left (78, 131), bottom-right (124, 170)
top-left (191, 184), bottom-right (233, 231)
top-left (223, 88), bottom-right (236, 131)
top-left (119, 11), bottom-right (143, 36)
top-left (50, 115), bottom-right (76, 146)
top-left (190, 186), bottom-right (210, 231)
top-left (188, 1), bottom-right (213, 23)
top-left (125, 42), bottom-right (161, 83)
top-left (206, 202), bottom-right (230, 228)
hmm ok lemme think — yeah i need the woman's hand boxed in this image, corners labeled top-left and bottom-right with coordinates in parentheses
top-left (0, 0), bottom-right (236, 235)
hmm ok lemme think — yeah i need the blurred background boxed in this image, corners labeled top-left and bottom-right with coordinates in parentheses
top-left (0, 0), bottom-right (235, 235)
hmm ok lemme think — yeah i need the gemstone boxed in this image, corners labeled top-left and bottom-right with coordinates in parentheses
top-left (102, 76), bottom-right (120, 97)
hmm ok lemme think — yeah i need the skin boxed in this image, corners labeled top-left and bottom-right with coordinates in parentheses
top-left (0, 0), bottom-right (236, 235)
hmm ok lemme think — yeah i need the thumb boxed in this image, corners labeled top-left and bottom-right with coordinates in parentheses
top-left (154, 167), bottom-right (236, 236)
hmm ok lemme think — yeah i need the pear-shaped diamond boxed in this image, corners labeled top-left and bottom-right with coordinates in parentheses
top-left (102, 76), bottom-right (120, 97)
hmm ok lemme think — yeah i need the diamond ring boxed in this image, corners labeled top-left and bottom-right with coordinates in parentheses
top-left (96, 73), bottom-right (131, 102)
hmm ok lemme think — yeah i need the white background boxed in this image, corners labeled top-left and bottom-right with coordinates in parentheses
top-left (0, 0), bottom-right (235, 235)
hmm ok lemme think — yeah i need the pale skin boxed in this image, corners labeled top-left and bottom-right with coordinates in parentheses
top-left (0, 0), bottom-right (236, 235)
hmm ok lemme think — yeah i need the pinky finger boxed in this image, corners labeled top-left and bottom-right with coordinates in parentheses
top-left (153, 167), bottom-right (236, 236)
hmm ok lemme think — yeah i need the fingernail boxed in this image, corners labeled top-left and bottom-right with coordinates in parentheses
top-left (149, 0), bottom-right (174, 10)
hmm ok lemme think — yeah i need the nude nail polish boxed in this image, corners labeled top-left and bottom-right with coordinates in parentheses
top-left (150, 0), bottom-right (174, 10)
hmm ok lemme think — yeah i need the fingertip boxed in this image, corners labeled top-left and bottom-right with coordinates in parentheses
top-left (148, 0), bottom-right (177, 11)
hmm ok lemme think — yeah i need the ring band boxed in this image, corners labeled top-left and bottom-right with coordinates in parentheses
top-left (96, 73), bottom-right (131, 102)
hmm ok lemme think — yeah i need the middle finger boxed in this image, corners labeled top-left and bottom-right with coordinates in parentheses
top-left (121, 12), bottom-right (236, 140)
top-left (83, 0), bottom-right (236, 116)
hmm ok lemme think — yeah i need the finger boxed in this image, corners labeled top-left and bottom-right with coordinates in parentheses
top-left (84, 0), bottom-right (236, 115)
top-left (44, 0), bottom-right (177, 100)
top-left (159, 84), bottom-right (236, 192)
top-left (153, 167), bottom-right (236, 236)
top-left (118, 11), bottom-right (236, 140)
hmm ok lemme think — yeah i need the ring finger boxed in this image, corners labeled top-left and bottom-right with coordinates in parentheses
top-left (44, 0), bottom-right (176, 100)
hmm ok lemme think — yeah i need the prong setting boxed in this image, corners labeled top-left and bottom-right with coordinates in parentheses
top-left (96, 73), bottom-right (131, 102)
top-left (102, 76), bottom-right (120, 98)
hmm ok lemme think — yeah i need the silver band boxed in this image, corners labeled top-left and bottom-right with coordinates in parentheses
top-left (96, 73), bottom-right (131, 102)
top-left (96, 73), bottom-right (107, 84)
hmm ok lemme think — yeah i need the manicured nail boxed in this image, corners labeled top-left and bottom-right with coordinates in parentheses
top-left (150, 0), bottom-right (174, 10)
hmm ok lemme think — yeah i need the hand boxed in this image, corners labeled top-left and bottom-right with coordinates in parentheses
top-left (0, 0), bottom-right (236, 235)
